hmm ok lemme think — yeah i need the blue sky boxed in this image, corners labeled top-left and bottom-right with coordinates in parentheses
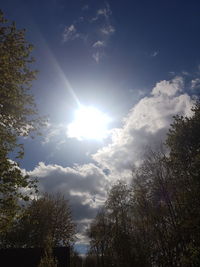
top-left (2, 0), bottom-right (200, 253)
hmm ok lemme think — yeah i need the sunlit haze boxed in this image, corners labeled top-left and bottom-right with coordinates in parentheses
top-left (67, 106), bottom-right (111, 140)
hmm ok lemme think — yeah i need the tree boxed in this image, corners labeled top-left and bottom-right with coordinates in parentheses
top-left (38, 236), bottom-right (58, 267)
top-left (87, 209), bottom-right (112, 267)
top-left (131, 101), bottom-right (200, 266)
top-left (70, 248), bottom-right (83, 267)
top-left (0, 159), bottom-right (37, 234)
top-left (165, 102), bottom-right (200, 265)
top-left (2, 193), bottom-right (76, 248)
top-left (87, 182), bottom-right (146, 267)
top-left (0, 10), bottom-right (41, 154)
top-left (0, 10), bottom-right (43, 232)
top-left (87, 101), bottom-right (200, 266)
top-left (132, 151), bottom-right (182, 266)
top-left (105, 182), bottom-right (134, 267)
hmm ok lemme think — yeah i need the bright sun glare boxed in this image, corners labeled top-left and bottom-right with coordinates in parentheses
top-left (67, 106), bottom-right (111, 140)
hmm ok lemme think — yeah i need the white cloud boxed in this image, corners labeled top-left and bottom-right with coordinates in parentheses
top-left (63, 24), bottom-right (80, 42)
top-left (92, 41), bottom-right (105, 63)
top-left (191, 78), bottom-right (200, 90)
top-left (89, 2), bottom-right (115, 62)
top-left (92, 40), bottom-right (106, 48)
top-left (41, 122), bottom-right (67, 146)
top-left (101, 25), bottom-right (115, 35)
top-left (62, 2), bottom-right (115, 63)
top-left (182, 71), bottom-right (190, 76)
top-left (151, 76), bottom-right (183, 96)
top-left (29, 162), bottom-right (107, 195)
top-left (29, 162), bottom-right (108, 213)
top-left (28, 162), bottom-right (108, 243)
top-left (97, 5), bottom-right (111, 19)
top-left (91, 2), bottom-right (112, 22)
top-left (35, 76), bottom-right (196, 245)
top-left (42, 127), bottom-right (60, 144)
top-left (42, 76), bottom-right (194, 179)
top-left (151, 51), bottom-right (159, 57)
top-left (92, 51), bottom-right (103, 63)
top-left (24, 160), bottom-right (108, 245)
top-left (93, 77), bottom-right (194, 177)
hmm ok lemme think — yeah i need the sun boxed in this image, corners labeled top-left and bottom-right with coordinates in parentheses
top-left (67, 106), bottom-right (111, 140)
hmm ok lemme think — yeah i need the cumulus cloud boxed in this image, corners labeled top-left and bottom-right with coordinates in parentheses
top-left (28, 162), bottom-right (108, 216)
top-left (35, 76), bottom-right (196, 245)
top-left (43, 76), bottom-right (194, 179)
top-left (151, 76), bottom-right (183, 96)
top-left (28, 162), bottom-right (108, 243)
top-left (93, 77), bottom-right (194, 177)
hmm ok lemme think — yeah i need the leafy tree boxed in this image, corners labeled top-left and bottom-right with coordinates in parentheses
top-left (0, 10), bottom-right (41, 155)
top-left (2, 193), bottom-right (76, 248)
top-left (0, 159), bottom-right (37, 234)
top-left (0, 10), bottom-right (42, 232)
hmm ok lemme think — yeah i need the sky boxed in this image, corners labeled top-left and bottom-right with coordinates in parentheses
top-left (1, 0), bottom-right (200, 253)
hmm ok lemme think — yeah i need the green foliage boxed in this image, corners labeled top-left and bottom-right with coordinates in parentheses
top-left (0, 10), bottom-right (42, 233)
top-left (0, 158), bottom-right (37, 234)
top-left (0, 10), bottom-right (42, 156)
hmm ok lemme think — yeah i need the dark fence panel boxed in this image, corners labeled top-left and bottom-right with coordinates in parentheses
top-left (0, 247), bottom-right (70, 267)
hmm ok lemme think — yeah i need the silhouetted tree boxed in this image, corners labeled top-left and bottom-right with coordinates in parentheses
top-left (38, 235), bottom-right (58, 267)
top-left (70, 248), bottom-right (83, 267)
top-left (2, 193), bottom-right (75, 248)
top-left (87, 101), bottom-right (200, 267)
top-left (165, 102), bottom-right (200, 265)
top-left (87, 182), bottom-right (149, 267)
